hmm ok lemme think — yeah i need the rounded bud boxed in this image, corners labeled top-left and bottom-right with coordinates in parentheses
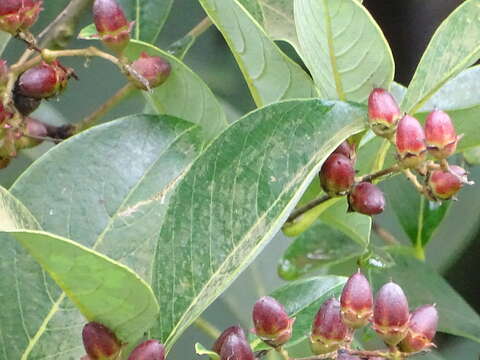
top-left (399, 305), bottom-right (438, 353)
top-left (128, 339), bottom-right (165, 360)
top-left (320, 153), bottom-right (355, 197)
top-left (252, 296), bottom-right (294, 348)
top-left (219, 331), bottom-right (255, 360)
top-left (396, 115), bottom-right (427, 168)
top-left (340, 271), bottom-right (373, 328)
top-left (310, 298), bottom-right (348, 355)
top-left (12, 92), bottom-right (41, 116)
top-left (425, 110), bottom-right (459, 160)
top-left (15, 117), bottom-right (48, 149)
top-left (373, 282), bottom-right (410, 346)
top-left (212, 326), bottom-right (245, 354)
top-left (82, 322), bottom-right (122, 360)
top-left (0, 0), bottom-right (42, 34)
top-left (368, 88), bottom-right (401, 137)
top-left (93, 0), bottom-right (132, 54)
top-left (17, 61), bottom-right (70, 99)
top-left (348, 182), bottom-right (385, 216)
top-left (428, 165), bottom-right (469, 200)
top-left (333, 141), bottom-right (356, 163)
top-left (130, 52), bottom-right (171, 90)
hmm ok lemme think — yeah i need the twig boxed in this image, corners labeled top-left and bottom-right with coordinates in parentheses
top-left (167, 17), bottom-right (213, 59)
top-left (358, 164), bottom-right (400, 183)
top-left (372, 222), bottom-right (399, 245)
top-left (194, 317), bottom-right (221, 340)
top-left (187, 17), bottom-right (213, 38)
top-left (286, 194), bottom-right (330, 223)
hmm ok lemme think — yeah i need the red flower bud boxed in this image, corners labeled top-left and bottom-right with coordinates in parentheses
top-left (373, 282), bottom-right (410, 346)
top-left (340, 270), bottom-right (373, 328)
top-left (333, 141), bottom-right (356, 163)
top-left (320, 153), bottom-right (355, 197)
top-left (252, 296), bottom-right (294, 347)
top-left (396, 115), bottom-right (427, 168)
top-left (425, 110), bottom-right (459, 160)
top-left (399, 305), bottom-right (438, 353)
top-left (128, 340), bottom-right (165, 360)
top-left (17, 61), bottom-right (70, 99)
top-left (0, 0), bottom-right (42, 34)
top-left (212, 326), bottom-right (245, 354)
top-left (368, 88), bottom-right (401, 137)
top-left (428, 165), bottom-right (470, 200)
top-left (16, 117), bottom-right (48, 149)
top-left (219, 331), bottom-right (255, 360)
top-left (0, 59), bottom-right (8, 86)
top-left (310, 298), bottom-right (348, 355)
top-left (82, 322), bottom-right (122, 360)
top-left (348, 182), bottom-right (385, 216)
top-left (93, 0), bottom-right (133, 54)
top-left (130, 52), bottom-right (171, 90)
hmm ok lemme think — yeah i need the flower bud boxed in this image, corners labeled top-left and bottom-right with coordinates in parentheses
top-left (348, 182), bottom-right (385, 216)
top-left (0, 0), bottom-right (42, 34)
top-left (340, 270), bottom-right (373, 328)
top-left (396, 115), bottom-right (427, 168)
top-left (17, 61), bottom-right (70, 99)
top-left (212, 326), bottom-right (245, 354)
top-left (425, 110), bottom-right (459, 160)
top-left (219, 331), bottom-right (255, 360)
top-left (368, 88), bottom-right (401, 137)
top-left (93, 0), bottom-right (133, 55)
top-left (19, 0), bottom-right (42, 30)
top-left (399, 305), bottom-right (438, 353)
top-left (15, 117), bottom-right (48, 149)
top-left (252, 296), bottom-right (294, 348)
top-left (428, 165), bottom-right (470, 200)
top-left (310, 298), bottom-right (348, 355)
top-left (319, 153), bottom-right (355, 197)
top-left (82, 322), bottom-right (122, 360)
top-left (128, 340), bottom-right (165, 360)
top-left (12, 92), bottom-right (41, 116)
top-left (130, 52), bottom-right (171, 90)
top-left (373, 282), bottom-right (410, 346)
top-left (333, 141), bottom-right (356, 163)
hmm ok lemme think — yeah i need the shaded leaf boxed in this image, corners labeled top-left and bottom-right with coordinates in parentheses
top-left (150, 99), bottom-right (367, 348)
top-left (0, 32), bottom-right (10, 55)
top-left (294, 0), bottom-right (394, 102)
top-left (238, 0), bottom-right (265, 23)
top-left (199, 0), bottom-right (317, 107)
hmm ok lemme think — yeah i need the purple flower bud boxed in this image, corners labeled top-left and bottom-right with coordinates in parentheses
top-left (333, 141), bottom-right (356, 163)
top-left (15, 117), bottom-right (48, 149)
top-left (340, 271), bottom-right (373, 328)
top-left (399, 305), bottom-right (438, 353)
top-left (368, 88), bottom-right (401, 137)
top-left (396, 115), bottom-right (427, 169)
top-left (212, 326), bottom-right (245, 355)
top-left (252, 296), bottom-right (294, 348)
top-left (428, 165), bottom-right (469, 200)
top-left (17, 61), bottom-right (70, 99)
top-left (130, 52), bottom-right (171, 90)
top-left (425, 110), bottom-right (459, 160)
top-left (0, 0), bottom-right (42, 34)
top-left (320, 153), bottom-right (355, 197)
top-left (373, 282), bottom-right (410, 346)
top-left (310, 298), bottom-right (348, 355)
top-left (82, 322), bottom-right (122, 360)
top-left (219, 331), bottom-right (255, 360)
top-left (348, 182), bottom-right (385, 216)
top-left (128, 339), bottom-right (165, 360)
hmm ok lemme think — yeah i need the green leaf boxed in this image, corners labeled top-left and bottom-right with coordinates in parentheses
top-left (7, 114), bottom-right (203, 359)
top-left (251, 276), bottom-right (347, 349)
top-left (370, 247), bottom-right (480, 343)
top-left (198, 0), bottom-right (317, 107)
top-left (401, 0), bottom-right (480, 114)
top-left (195, 343), bottom-right (220, 360)
top-left (0, 32), bottom-right (10, 55)
top-left (294, 0), bottom-right (394, 102)
top-left (383, 175), bottom-right (450, 247)
top-left (238, 0), bottom-right (265, 23)
top-left (150, 99), bottom-right (367, 348)
top-left (77, 23), bottom-right (97, 39)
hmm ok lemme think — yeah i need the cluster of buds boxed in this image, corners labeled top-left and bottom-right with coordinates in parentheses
top-left (319, 140), bottom-right (386, 216)
top-left (81, 321), bottom-right (166, 359)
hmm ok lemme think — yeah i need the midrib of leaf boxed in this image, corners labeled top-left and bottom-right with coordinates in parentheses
top-left (260, 1), bottom-right (293, 25)
top-left (163, 113), bottom-right (365, 348)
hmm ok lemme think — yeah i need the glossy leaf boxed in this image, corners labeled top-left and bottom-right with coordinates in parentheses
top-left (198, 0), bottom-right (317, 107)
top-left (238, 0), bottom-right (265, 23)
top-left (294, 0), bottom-right (394, 102)
top-left (401, 0), bottom-right (480, 114)
top-left (370, 247), bottom-right (480, 343)
top-left (6, 114), bottom-right (203, 359)
top-left (150, 99), bottom-right (367, 348)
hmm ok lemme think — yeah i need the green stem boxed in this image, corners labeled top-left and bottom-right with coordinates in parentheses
top-left (414, 197), bottom-right (426, 261)
top-left (194, 317), bottom-right (221, 340)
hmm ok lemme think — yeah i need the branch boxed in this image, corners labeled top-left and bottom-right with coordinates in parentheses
top-left (372, 222), bottom-right (399, 245)
top-left (286, 194), bottom-right (330, 223)
top-left (194, 317), bottom-right (221, 340)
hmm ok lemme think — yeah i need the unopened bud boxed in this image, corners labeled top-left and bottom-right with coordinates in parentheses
top-left (252, 296), bottom-right (294, 348)
top-left (348, 182), bottom-right (385, 216)
top-left (15, 117), bottom-right (48, 149)
top-left (425, 110), bottom-right (459, 160)
top-left (320, 153), bottom-right (355, 197)
top-left (368, 88), bottom-right (401, 137)
top-left (128, 340), bottom-right (165, 360)
top-left (428, 165), bottom-right (470, 200)
top-left (399, 305), bottom-right (438, 353)
top-left (219, 331), bottom-right (255, 360)
top-left (373, 282), bottom-right (410, 346)
top-left (310, 298), bottom-right (348, 355)
top-left (0, 0), bottom-right (42, 34)
top-left (396, 115), bottom-right (427, 168)
top-left (130, 52), bottom-right (171, 90)
top-left (12, 92), bottom-right (41, 116)
top-left (333, 141), bottom-right (356, 163)
top-left (82, 322), bottom-right (122, 360)
top-left (17, 61), bottom-right (70, 99)
top-left (212, 326), bottom-right (245, 355)
top-left (340, 271), bottom-right (373, 328)
top-left (93, 0), bottom-right (132, 55)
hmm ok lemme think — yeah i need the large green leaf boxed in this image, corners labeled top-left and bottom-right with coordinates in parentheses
top-left (198, 0), bottom-right (317, 107)
top-left (238, 0), bottom-right (265, 23)
top-left (150, 99), bottom-right (367, 348)
top-left (370, 247), bottom-right (480, 343)
top-left (401, 0), bottom-right (480, 114)
top-left (294, 0), bottom-right (394, 102)
top-left (6, 114), bottom-right (203, 359)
